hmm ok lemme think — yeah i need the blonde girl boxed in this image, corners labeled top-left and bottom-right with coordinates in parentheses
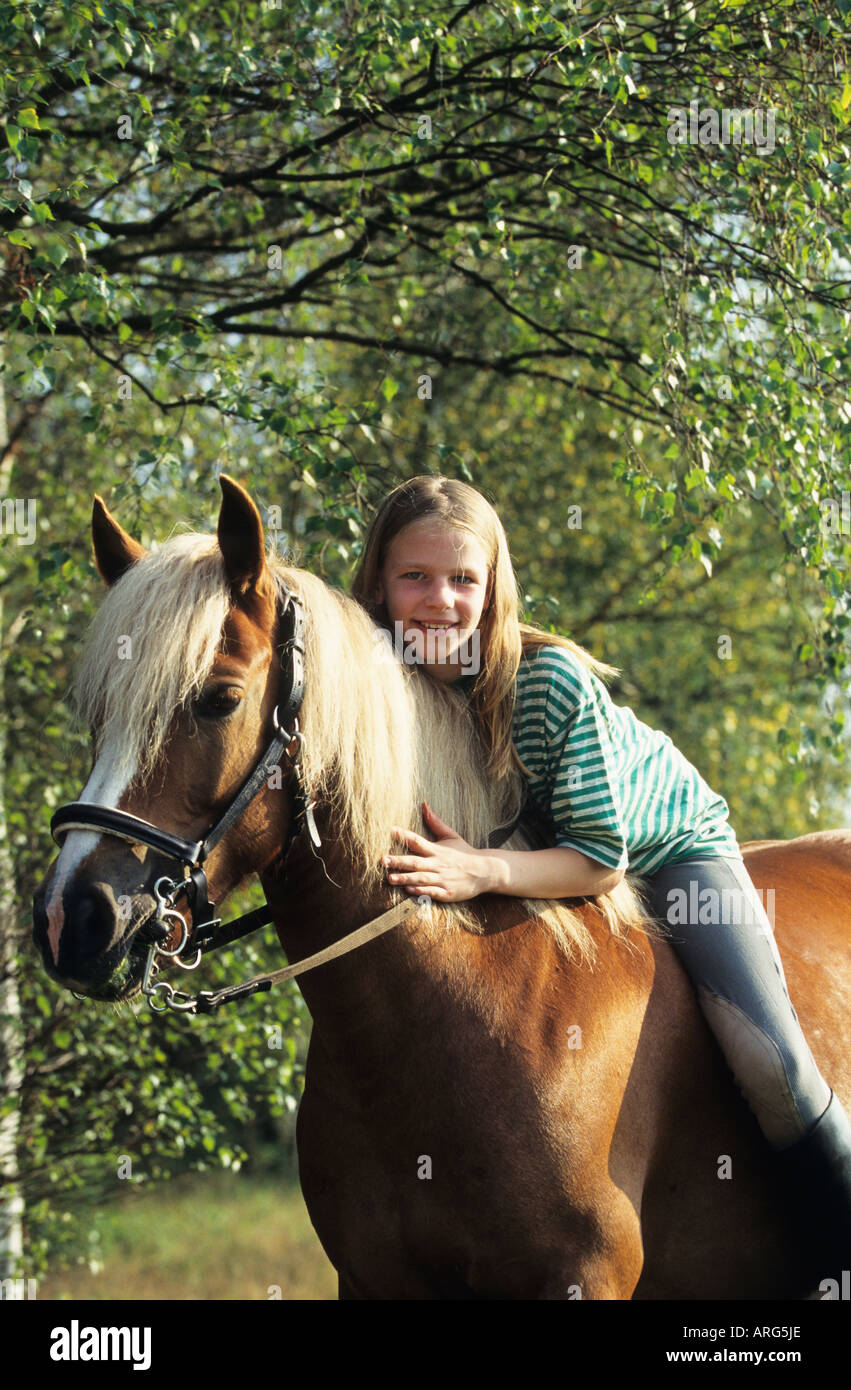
top-left (351, 473), bottom-right (851, 1276)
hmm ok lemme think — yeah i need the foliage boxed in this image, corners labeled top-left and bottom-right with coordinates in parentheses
top-left (1, 0), bottom-right (849, 1273)
top-left (13, 938), bottom-right (308, 1274)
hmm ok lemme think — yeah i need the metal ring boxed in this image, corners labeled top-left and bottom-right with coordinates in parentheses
top-left (271, 709), bottom-right (304, 764)
top-left (273, 709), bottom-right (301, 738)
top-left (152, 908), bottom-right (189, 958)
top-left (173, 946), bottom-right (202, 971)
top-left (146, 982), bottom-right (174, 1013)
top-left (154, 875), bottom-right (181, 903)
top-left (286, 728), bottom-right (304, 762)
top-left (145, 981), bottom-right (195, 1013)
top-left (163, 990), bottom-right (197, 1013)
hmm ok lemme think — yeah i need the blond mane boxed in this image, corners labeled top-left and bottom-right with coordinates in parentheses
top-left (72, 531), bottom-right (649, 965)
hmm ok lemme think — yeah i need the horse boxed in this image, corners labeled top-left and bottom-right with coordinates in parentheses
top-left (32, 475), bottom-right (851, 1299)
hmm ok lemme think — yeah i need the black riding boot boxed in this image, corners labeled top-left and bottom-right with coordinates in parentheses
top-left (774, 1090), bottom-right (851, 1291)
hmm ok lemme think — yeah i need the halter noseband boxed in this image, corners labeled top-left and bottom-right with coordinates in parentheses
top-left (49, 578), bottom-right (319, 968)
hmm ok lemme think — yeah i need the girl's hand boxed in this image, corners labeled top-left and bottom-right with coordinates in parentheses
top-left (383, 801), bottom-right (496, 902)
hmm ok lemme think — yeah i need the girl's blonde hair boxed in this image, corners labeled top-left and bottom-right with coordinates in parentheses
top-left (350, 475), bottom-right (619, 782)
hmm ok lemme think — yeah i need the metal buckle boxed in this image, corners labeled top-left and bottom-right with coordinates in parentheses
top-left (152, 876), bottom-right (202, 970)
top-left (272, 707), bottom-right (303, 754)
top-left (146, 983), bottom-right (198, 1014)
top-left (140, 935), bottom-right (199, 1013)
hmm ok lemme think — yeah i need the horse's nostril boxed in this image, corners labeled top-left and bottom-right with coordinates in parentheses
top-left (60, 884), bottom-right (123, 965)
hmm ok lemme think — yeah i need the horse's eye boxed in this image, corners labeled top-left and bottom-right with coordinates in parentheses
top-left (196, 688), bottom-right (243, 718)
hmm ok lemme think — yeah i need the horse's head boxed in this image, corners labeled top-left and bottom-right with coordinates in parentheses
top-left (32, 475), bottom-right (301, 1003)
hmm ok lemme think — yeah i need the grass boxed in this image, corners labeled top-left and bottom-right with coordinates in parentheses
top-left (38, 1170), bottom-right (339, 1301)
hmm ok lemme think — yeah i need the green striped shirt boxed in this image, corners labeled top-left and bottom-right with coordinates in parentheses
top-left (466, 646), bottom-right (741, 874)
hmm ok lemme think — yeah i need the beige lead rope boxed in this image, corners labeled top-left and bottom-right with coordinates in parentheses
top-left (190, 897), bottom-right (424, 1012)
top-left (247, 897), bottom-right (422, 986)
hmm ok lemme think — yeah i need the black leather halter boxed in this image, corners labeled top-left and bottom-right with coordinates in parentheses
top-left (49, 578), bottom-right (315, 955)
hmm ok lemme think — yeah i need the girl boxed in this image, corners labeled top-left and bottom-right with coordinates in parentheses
top-left (351, 473), bottom-right (851, 1278)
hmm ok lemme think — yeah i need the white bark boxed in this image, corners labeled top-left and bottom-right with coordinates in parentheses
top-left (0, 336), bottom-right (25, 1279)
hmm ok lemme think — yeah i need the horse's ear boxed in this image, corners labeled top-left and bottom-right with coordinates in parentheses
top-left (92, 495), bottom-right (148, 585)
top-left (217, 473), bottom-right (267, 593)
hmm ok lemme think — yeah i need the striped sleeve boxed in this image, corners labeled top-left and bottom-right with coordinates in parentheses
top-left (538, 655), bottom-right (630, 872)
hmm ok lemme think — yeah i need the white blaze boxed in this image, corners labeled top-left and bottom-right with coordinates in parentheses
top-left (46, 739), bottom-right (138, 965)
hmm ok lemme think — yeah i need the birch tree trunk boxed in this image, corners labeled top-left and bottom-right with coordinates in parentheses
top-left (0, 336), bottom-right (25, 1283)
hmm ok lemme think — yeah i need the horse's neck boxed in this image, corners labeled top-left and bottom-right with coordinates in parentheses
top-left (258, 806), bottom-right (529, 1075)
top-left (260, 811), bottom-right (430, 1036)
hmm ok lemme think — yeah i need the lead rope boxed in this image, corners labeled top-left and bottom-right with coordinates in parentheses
top-left (141, 883), bottom-right (423, 1015)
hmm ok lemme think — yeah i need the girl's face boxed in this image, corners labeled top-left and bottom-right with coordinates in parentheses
top-left (375, 518), bottom-right (492, 684)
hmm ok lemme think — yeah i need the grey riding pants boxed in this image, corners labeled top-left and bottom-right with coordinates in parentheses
top-left (642, 855), bottom-right (831, 1149)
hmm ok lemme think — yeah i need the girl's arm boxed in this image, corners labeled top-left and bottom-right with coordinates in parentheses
top-left (479, 843), bottom-right (624, 900)
top-left (385, 804), bottom-right (625, 903)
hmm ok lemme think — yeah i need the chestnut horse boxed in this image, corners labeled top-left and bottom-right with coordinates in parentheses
top-left (32, 477), bottom-right (851, 1299)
